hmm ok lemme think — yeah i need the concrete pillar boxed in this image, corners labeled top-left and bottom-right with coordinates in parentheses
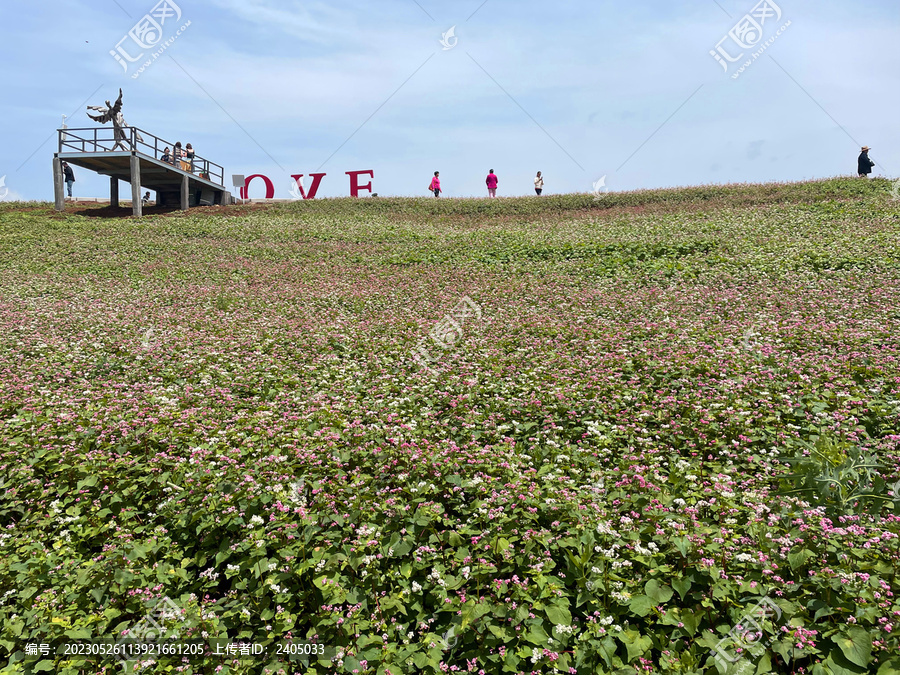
top-left (181, 174), bottom-right (189, 211)
top-left (53, 155), bottom-right (65, 212)
top-left (110, 177), bottom-right (119, 208)
top-left (130, 154), bottom-right (142, 217)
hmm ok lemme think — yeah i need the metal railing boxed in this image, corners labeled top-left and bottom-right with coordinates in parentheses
top-left (58, 127), bottom-right (224, 186)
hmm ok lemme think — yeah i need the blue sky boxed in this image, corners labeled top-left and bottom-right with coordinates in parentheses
top-left (0, 0), bottom-right (897, 201)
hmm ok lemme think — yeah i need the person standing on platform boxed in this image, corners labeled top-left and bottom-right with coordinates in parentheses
top-left (173, 142), bottom-right (183, 168)
top-left (62, 161), bottom-right (75, 199)
top-left (486, 169), bottom-right (498, 198)
top-left (185, 143), bottom-right (195, 173)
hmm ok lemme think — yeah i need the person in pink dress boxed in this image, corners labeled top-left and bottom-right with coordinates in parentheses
top-left (429, 171), bottom-right (441, 197)
top-left (486, 169), bottom-right (498, 197)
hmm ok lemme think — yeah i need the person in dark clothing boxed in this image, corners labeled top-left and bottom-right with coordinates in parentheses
top-left (62, 161), bottom-right (75, 198)
top-left (858, 146), bottom-right (875, 177)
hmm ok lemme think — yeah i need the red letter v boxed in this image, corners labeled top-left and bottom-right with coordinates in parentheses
top-left (290, 173), bottom-right (326, 199)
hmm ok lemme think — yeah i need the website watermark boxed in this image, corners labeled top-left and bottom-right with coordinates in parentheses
top-left (289, 176), bottom-right (305, 200)
top-left (711, 596), bottom-right (782, 673)
top-left (140, 327), bottom-right (156, 349)
top-left (115, 596), bottom-right (182, 666)
top-left (440, 26), bottom-right (459, 50)
top-left (891, 178), bottom-right (900, 202)
top-left (710, 0), bottom-right (791, 80)
top-left (592, 175), bottom-right (608, 201)
top-left (0, 175), bottom-right (8, 201)
top-left (110, 0), bottom-right (191, 80)
top-left (412, 296), bottom-right (482, 377)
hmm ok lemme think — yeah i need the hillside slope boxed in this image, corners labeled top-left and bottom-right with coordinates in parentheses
top-left (1, 177), bottom-right (899, 674)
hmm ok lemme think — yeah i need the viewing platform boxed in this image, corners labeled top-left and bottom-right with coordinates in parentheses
top-left (54, 127), bottom-right (232, 216)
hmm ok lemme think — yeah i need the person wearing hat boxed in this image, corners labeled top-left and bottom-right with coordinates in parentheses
top-left (858, 146), bottom-right (875, 178)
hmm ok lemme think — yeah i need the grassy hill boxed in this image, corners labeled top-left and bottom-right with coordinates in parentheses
top-left (1, 177), bottom-right (900, 674)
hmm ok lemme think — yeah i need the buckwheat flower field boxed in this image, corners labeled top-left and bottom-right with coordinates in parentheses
top-left (2, 178), bottom-right (900, 675)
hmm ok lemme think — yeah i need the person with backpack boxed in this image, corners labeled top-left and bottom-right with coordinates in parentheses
top-left (486, 169), bottom-right (498, 197)
top-left (429, 171), bottom-right (441, 198)
top-left (858, 146), bottom-right (875, 177)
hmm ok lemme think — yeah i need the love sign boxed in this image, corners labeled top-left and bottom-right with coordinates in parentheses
top-left (239, 170), bottom-right (374, 200)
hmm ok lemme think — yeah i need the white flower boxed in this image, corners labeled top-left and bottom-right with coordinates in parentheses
top-left (411, 581), bottom-right (422, 593)
top-left (249, 515), bottom-right (265, 527)
top-left (595, 520), bottom-right (615, 535)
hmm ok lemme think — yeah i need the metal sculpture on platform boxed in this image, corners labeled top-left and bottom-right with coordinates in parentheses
top-left (86, 88), bottom-right (143, 151)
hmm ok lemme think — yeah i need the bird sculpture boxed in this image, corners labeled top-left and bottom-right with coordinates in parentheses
top-left (87, 88), bottom-right (143, 151)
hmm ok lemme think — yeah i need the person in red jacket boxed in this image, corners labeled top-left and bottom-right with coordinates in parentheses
top-left (486, 169), bottom-right (498, 197)
top-left (429, 171), bottom-right (441, 197)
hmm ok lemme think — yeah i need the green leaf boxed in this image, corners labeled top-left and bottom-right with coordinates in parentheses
top-left (645, 579), bottom-right (673, 603)
top-left (488, 624), bottom-right (510, 640)
top-left (836, 627), bottom-right (872, 668)
top-left (876, 657), bottom-right (900, 675)
top-left (755, 652), bottom-right (772, 674)
top-left (545, 603), bottom-right (572, 626)
top-left (672, 576), bottom-right (691, 600)
top-left (619, 629), bottom-right (652, 661)
top-left (628, 595), bottom-right (654, 617)
top-left (787, 548), bottom-right (815, 571)
top-left (64, 627), bottom-right (92, 639)
top-left (513, 604), bottom-right (529, 625)
top-left (824, 650), bottom-right (868, 675)
top-left (33, 661), bottom-right (56, 672)
top-left (673, 537), bottom-right (691, 557)
top-left (525, 624), bottom-right (549, 646)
